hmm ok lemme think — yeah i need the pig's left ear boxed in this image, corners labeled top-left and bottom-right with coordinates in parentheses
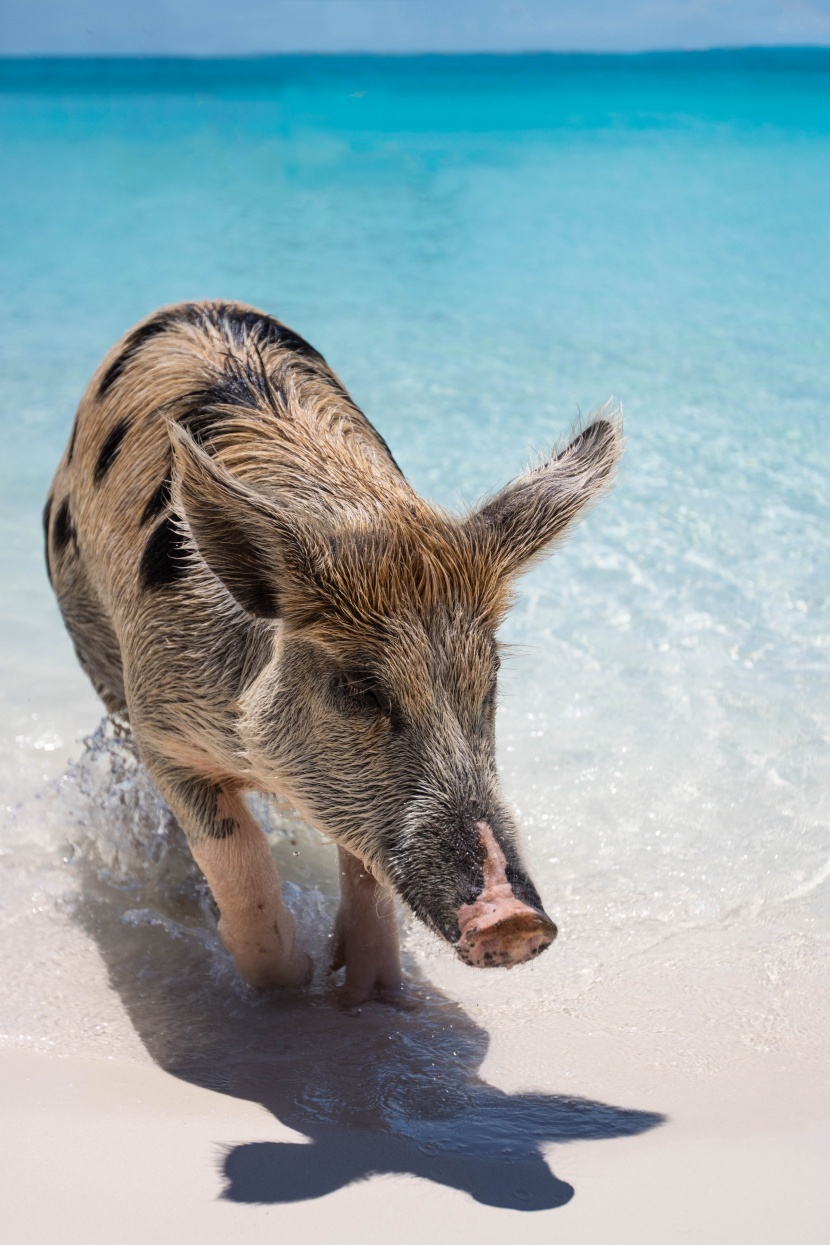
top-left (469, 412), bottom-right (624, 576)
top-left (168, 422), bottom-right (316, 620)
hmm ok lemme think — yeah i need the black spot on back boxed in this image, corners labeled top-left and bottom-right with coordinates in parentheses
top-left (93, 418), bottom-right (130, 484)
top-left (139, 473), bottom-right (172, 527)
top-left (211, 303), bottom-right (402, 472)
top-left (66, 420), bottom-right (78, 464)
top-left (43, 495), bottom-right (53, 584)
top-left (213, 304), bottom-right (326, 365)
top-left (201, 372), bottom-right (254, 409)
top-left (171, 361), bottom-right (281, 448)
top-left (139, 513), bottom-right (189, 591)
top-left (97, 310), bottom-right (181, 398)
top-left (175, 395), bottom-right (231, 447)
top-left (53, 496), bottom-right (75, 554)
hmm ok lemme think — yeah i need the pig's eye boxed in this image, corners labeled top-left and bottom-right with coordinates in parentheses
top-left (333, 672), bottom-right (390, 719)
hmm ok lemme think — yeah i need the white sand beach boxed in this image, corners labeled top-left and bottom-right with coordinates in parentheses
top-left (2, 936), bottom-right (829, 1244)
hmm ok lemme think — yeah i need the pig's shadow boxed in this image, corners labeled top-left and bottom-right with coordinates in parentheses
top-left (73, 851), bottom-right (664, 1213)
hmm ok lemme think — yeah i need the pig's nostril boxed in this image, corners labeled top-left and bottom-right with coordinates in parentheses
top-left (456, 908), bottom-right (557, 969)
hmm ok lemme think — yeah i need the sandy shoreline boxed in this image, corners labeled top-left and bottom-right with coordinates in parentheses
top-left (2, 717), bottom-right (829, 1242)
top-left (3, 914), bottom-right (829, 1244)
top-left (3, 1041), bottom-right (828, 1244)
top-left (2, 732), bottom-right (829, 1241)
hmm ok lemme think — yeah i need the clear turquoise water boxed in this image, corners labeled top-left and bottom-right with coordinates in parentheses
top-left (1, 53), bottom-right (828, 1057)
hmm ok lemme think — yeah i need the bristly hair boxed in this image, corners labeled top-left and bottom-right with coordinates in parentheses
top-left (170, 405), bottom-right (623, 648)
top-left (159, 300), bottom-right (623, 646)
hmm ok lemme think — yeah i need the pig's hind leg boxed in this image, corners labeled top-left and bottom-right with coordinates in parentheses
top-left (330, 846), bottom-right (404, 1007)
top-left (143, 756), bottom-right (311, 989)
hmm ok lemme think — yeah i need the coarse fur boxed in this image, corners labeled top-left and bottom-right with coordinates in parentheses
top-left (46, 300), bottom-right (623, 1002)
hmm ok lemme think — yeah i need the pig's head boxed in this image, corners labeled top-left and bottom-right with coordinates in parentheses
top-left (171, 413), bottom-right (623, 969)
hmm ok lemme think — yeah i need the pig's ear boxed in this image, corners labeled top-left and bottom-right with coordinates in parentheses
top-left (169, 424), bottom-right (313, 619)
top-left (470, 412), bottom-right (623, 576)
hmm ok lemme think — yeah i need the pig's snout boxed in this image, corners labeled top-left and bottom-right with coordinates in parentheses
top-left (457, 904), bottom-right (556, 968)
top-left (455, 821), bottom-right (557, 968)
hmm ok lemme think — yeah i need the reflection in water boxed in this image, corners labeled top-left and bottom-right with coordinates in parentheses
top-left (68, 722), bottom-right (664, 1211)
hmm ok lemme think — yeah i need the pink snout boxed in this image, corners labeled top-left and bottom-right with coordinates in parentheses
top-left (455, 822), bottom-right (557, 969)
top-left (456, 899), bottom-right (557, 968)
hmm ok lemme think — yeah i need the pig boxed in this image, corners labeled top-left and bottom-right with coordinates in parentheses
top-left (44, 301), bottom-right (622, 1005)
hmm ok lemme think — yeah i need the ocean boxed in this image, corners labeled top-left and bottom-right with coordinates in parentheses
top-left (1, 52), bottom-right (828, 1098)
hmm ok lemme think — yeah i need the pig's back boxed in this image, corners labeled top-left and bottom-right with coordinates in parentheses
top-left (44, 300), bottom-right (401, 717)
top-left (47, 300), bottom-right (398, 617)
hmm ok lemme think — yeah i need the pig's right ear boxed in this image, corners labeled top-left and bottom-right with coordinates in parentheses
top-left (169, 425), bottom-right (311, 620)
top-left (469, 412), bottom-right (624, 577)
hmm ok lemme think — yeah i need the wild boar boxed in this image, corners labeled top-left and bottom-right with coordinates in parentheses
top-left (44, 301), bottom-right (622, 1005)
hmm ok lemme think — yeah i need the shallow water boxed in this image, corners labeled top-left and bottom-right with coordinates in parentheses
top-left (1, 53), bottom-right (828, 1089)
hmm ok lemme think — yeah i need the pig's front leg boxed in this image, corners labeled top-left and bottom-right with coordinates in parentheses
top-left (145, 757), bottom-right (311, 989)
top-left (330, 846), bottom-right (404, 1006)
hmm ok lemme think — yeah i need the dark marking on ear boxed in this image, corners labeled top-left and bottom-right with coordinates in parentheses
top-left (42, 495), bottom-right (53, 584)
top-left (53, 496), bottom-right (75, 554)
top-left (139, 474), bottom-right (172, 527)
top-left (94, 418), bottom-right (130, 484)
top-left (238, 580), bottom-right (279, 619)
top-left (198, 517), bottom-right (280, 615)
top-left (139, 513), bottom-right (189, 591)
top-left (97, 310), bottom-right (180, 398)
top-left (66, 420), bottom-right (78, 465)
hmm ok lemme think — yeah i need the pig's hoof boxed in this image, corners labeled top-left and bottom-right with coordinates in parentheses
top-left (338, 980), bottom-right (414, 1010)
top-left (327, 932), bottom-right (408, 1007)
top-left (240, 950), bottom-right (313, 991)
top-left (328, 956), bottom-right (410, 1005)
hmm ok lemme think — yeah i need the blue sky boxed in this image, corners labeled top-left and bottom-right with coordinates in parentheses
top-left (3, 1), bottom-right (830, 55)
